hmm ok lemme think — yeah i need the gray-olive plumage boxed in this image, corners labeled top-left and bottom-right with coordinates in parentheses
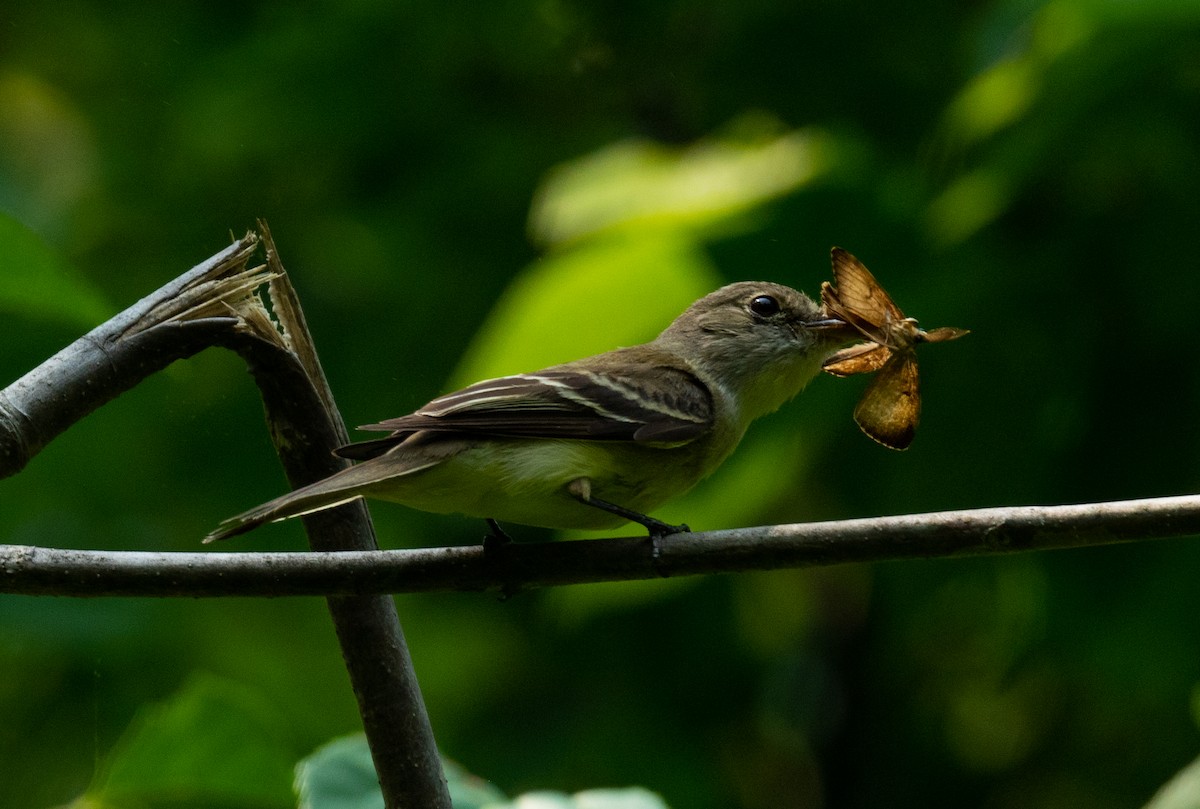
top-left (205, 281), bottom-right (853, 542)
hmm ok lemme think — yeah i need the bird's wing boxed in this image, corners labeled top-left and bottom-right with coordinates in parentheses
top-left (338, 362), bottom-right (715, 461)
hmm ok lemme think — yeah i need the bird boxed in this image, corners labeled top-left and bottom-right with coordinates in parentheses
top-left (205, 281), bottom-right (855, 543)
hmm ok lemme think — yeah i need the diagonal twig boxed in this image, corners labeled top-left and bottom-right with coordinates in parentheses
top-left (0, 227), bottom-right (450, 809)
top-left (0, 236), bottom-right (264, 478)
top-left (235, 223), bottom-right (449, 809)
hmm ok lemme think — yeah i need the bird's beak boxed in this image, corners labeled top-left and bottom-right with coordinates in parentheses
top-left (803, 317), bottom-right (861, 344)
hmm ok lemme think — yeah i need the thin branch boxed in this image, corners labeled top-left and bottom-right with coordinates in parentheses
top-left (0, 228), bottom-right (450, 809)
top-left (0, 236), bottom-right (264, 477)
top-left (235, 224), bottom-right (448, 809)
top-left (3, 493), bottom-right (1198, 598)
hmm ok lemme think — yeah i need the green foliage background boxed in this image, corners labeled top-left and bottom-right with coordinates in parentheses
top-left (3, 2), bottom-right (1200, 807)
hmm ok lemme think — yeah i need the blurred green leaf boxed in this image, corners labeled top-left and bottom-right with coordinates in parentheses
top-left (0, 71), bottom-right (97, 228)
top-left (540, 576), bottom-right (701, 630)
top-left (449, 233), bottom-right (721, 388)
top-left (925, 167), bottom-right (1014, 248)
top-left (444, 760), bottom-right (510, 809)
top-left (295, 735), bottom-right (508, 809)
top-left (530, 120), bottom-right (831, 247)
top-left (294, 734), bottom-right (383, 809)
top-left (663, 423), bottom-right (815, 530)
top-left (501, 788), bottom-right (671, 808)
top-left (6, 3), bottom-right (1200, 807)
top-left (1143, 751), bottom-right (1200, 809)
top-left (0, 212), bottom-right (110, 326)
top-left (90, 673), bottom-right (294, 808)
top-left (295, 734), bottom-right (667, 809)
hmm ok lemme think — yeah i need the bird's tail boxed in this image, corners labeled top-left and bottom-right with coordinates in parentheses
top-left (203, 458), bottom-right (427, 543)
top-left (203, 483), bottom-right (362, 543)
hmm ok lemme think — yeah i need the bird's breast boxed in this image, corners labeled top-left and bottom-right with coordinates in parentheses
top-left (371, 436), bottom-right (729, 530)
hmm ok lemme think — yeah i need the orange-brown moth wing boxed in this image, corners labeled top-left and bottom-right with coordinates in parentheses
top-left (823, 342), bottom-right (892, 377)
top-left (852, 349), bottom-right (921, 450)
top-left (920, 326), bottom-right (970, 343)
top-left (829, 247), bottom-right (905, 332)
top-left (819, 280), bottom-right (874, 339)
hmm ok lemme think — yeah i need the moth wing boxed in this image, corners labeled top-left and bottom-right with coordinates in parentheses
top-left (920, 326), bottom-right (970, 343)
top-left (823, 342), bottom-right (892, 377)
top-left (852, 350), bottom-right (920, 450)
top-left (829, 247), bottom-right (906, 331)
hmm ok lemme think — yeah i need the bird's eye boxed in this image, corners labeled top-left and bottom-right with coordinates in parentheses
top-left (749, 295), bottom-right (781, 317)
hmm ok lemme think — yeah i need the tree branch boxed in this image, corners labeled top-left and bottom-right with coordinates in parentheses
top-left (229, 225), bottom-right (448, 809)
top-left (0, 228), bottom-right (450, 809)
top-left (5, 229), bottom-right (1198, 808)
top-left (3, 492), bottom-right (1198, 598)
top-left (0, 237), bottom-right (264, 477)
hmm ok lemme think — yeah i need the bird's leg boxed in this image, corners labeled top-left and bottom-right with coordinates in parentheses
top-left (483, 518), bottom-right (513, 551)
top-left (566, 478), bottom-right (690, 538)
top-left (482, 518), bottom-right (523, 600)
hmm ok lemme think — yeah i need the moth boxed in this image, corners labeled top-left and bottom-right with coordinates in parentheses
top-left (821, 247), bottom-right (968, 450)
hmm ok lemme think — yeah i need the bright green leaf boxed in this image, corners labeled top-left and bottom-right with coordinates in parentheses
top-left (530, 121), bottom-right (830, 247)
top-left (943, 58), bottom-right (1040, 144)
top-left (448, 233), bottom-right (721, 389)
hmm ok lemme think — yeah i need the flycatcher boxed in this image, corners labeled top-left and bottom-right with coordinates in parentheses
top-left (205, 281), bottom-right (853, 542)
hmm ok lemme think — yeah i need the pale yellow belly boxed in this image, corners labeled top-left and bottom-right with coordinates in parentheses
top-left (360, 438), bottom-right (720, 530)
